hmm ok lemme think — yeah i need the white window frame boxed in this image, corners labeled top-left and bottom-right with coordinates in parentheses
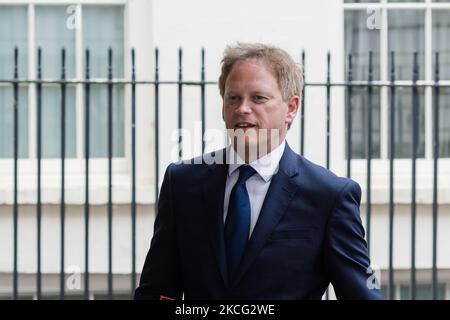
top-left (342, 0), bottom-right (450, 193)
top-left (0, 0), bottom-right (155, 204)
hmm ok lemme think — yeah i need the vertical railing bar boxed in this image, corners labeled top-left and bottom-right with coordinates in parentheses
top-left (366, 51), bottom-right (373, 255)
top-left (347, 54), bottom-right (353, 178)
top-left (178, 48), bottom-right (183, 160)
top-left (300, 50), bottom-right (305, 156)
top-left (431, 52), bottom-right (439, 300)
top-left (201, 48), bottom-right (206, 154)
top-left (12, 46), bottom-right (19, 301)
top-left (154, 48), bottom-right (160, 213)
top-left (60, 47), bottom-right (66, 301)
top-left (36, 47), bottom-right (42, 300)
top-left (326, 52), bottom-right (331, 170)
top-left (84, 48), bottom-right (90, 300)
top-left (411, 51), bottom-right (419, 300)
top-left (388, 51), bottom-right (396, 300)
top-left (107, 47), bottom-right (113, 300)
top-left (131, 47), bottom-right (137, 298)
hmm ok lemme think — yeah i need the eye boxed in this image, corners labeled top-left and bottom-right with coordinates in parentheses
top-left (254, 95), bottom-right (268, 103)
top-left (226, 95), bottom-right (239, 102)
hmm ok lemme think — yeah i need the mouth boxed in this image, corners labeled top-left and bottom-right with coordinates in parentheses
top-left (234, 122), bottom-right (257, 130)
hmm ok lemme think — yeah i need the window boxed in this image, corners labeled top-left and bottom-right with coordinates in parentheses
top-left (0, 3), bottom-right (125, 159)
top-left (344, 0), bottom-right (450, 160)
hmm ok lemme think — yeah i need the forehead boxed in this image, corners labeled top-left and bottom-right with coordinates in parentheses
top-left (225, 58), bottom-right (279, 91)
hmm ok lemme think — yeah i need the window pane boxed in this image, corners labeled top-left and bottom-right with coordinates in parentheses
top-left (380, 285), bottom-right (392, 300)
top-left (345, 11), bottom-right (381, 80)
top-left (0, 5), bottom-right (27, 79)
top-left (0, 6), bottom-right (28, 159)
top-left (35, 6), bottom-right (76, 79)
top-left (345, 10), bottom-right (381, 159)
top-left (83, 6), bottom-right (124, 78)
top-left (83, 6), bottom-right (125, 158)
top-left (347, 88), bottom-right (381, 159)
top-left (389, 88), bottom-right (426, 158)
top-left (0, 87), bottom-right (28, 158)
top-left (388, 10), bottom-right (425, 80)
top-left (433, 10), bottom-right (450, 80)
top-left (400, 284), bottom-right (446, 300)
top-left (89, 85), bottom-right (125, 158)
top-left (388, 10), bottom-right (425, 158)
top-left (35, 6), bottom-right (76, 159)
top-left (94, 292), bottom-right (132, 300)
top-left (41, 86), bottom-right (76, 158)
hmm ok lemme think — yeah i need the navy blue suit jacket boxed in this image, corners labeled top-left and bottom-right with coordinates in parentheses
top-left (135, 143), bottom-right (381, 300)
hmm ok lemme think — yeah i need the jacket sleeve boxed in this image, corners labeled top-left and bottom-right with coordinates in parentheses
top-left (134, 164), bottom-right (183, 300)
top-left (323, 180), bottom-right (381, 300)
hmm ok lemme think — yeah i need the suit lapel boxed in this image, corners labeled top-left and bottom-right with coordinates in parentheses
top-left (202, 149), bottom-right (229, 287)
top-left (230, 143), bottom-right (300, 288)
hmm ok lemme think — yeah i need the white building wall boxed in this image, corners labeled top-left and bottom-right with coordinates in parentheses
top-left (0, 204), bottom-right (154, 274)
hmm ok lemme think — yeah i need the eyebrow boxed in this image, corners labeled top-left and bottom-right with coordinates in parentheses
top-left (225, 91), bottom-right (272, 97)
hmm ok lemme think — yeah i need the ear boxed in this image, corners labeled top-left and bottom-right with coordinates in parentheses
top-left (285, 95), bottom-right (300, 127)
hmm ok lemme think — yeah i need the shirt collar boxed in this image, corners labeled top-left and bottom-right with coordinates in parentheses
top-left (228, 140), bottom-right (286, 182)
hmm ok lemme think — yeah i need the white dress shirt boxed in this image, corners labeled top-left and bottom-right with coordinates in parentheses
top-left (223, 140), bottom-right (286, 238)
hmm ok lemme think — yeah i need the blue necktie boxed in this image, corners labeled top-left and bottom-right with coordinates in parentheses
top-left (225, 165), bottom-right (256, 281)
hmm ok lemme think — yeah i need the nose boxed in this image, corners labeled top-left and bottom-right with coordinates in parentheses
top-left (235, 98), bottom-right (252, 115)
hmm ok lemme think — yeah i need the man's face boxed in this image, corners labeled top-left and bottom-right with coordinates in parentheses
top-left (222, 58), bottom-right (299, 156)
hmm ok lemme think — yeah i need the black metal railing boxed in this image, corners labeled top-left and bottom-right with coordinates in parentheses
top-left (0, 47), bottom-right (449, 300)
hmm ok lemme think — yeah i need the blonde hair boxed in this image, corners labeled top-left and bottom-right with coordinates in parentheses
top-left (218, 42), bottom-right (304, 102)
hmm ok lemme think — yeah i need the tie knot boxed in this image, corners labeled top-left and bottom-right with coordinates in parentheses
top-left (237, 165), bottom-right (256, 185)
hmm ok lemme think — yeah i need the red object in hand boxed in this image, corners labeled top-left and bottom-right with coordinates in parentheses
top-left (159, 295), bottom-right (175, 300)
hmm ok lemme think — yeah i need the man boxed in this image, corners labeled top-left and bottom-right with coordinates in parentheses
top-left (135, 43), bottom-right (381, 300)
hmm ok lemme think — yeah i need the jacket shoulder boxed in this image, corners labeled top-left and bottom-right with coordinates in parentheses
top-left (295, 155), bottom-right (361, 202)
